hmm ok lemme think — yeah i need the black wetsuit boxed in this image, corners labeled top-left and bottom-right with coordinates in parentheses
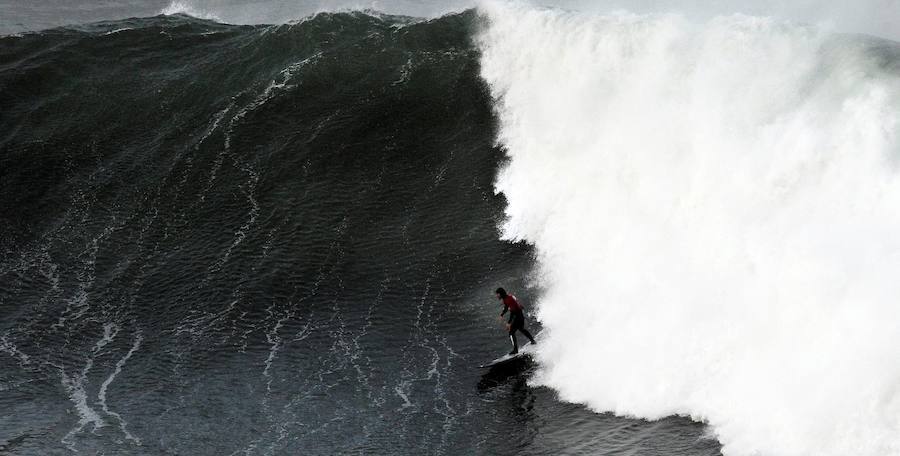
top-left (500, 294), bottom-right (536, 354)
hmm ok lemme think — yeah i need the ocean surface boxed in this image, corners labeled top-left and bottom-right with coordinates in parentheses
top-left (3, 2), bottom-right (900, 456)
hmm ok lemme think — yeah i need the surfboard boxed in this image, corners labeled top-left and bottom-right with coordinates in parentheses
top-left (478, 341), bottom-right (535, 368)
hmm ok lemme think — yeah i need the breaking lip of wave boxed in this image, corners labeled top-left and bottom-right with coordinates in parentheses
top-left (151, 0), bottom-right (900, 42)
top-left (478, 2), bottom-right (900, 456)
top-left (160, 1), bottom-right (223, 22)
top-left (156, 0), bottom-right (473, 26)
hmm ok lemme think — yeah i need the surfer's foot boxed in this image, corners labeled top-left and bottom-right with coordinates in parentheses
top-left (508, 349), bottom-right (518, 355)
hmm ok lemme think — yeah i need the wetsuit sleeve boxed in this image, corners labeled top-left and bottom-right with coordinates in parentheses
top-left (500, 303), bottom-right (508, 317)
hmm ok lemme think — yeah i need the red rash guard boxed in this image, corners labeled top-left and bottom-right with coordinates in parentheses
top-left (501, 295), bottom-right (522, 314)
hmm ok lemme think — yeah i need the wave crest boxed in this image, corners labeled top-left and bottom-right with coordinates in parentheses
top-left (160, 1), bottom-right (222, 22)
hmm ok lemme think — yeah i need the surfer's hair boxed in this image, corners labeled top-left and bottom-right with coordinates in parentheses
top-left (495, 287), bottom-right (507, 297)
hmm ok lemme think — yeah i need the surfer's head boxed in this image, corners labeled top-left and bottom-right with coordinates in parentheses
top-left (495, 287), bottom-right (507, 299)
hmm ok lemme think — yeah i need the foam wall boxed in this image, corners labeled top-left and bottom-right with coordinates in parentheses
top-left (478, 2), bottom-right (900, 455)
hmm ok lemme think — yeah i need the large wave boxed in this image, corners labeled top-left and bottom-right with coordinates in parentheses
top-left (478, 3), bottom-right (900, 455)
top-left (0, 11), bottom-right (547, 454)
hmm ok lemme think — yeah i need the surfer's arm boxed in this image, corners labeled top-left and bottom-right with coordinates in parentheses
top-left (499, 303), bottom-right (508, 317)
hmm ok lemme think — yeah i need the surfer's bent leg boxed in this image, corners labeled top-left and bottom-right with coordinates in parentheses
top-left (519, 327), bottom-right (536, 345)
top-left (508, 311), bottom-right (524, 354)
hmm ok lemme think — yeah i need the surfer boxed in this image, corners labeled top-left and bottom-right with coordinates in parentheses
top-left (496, 287), bottom-right (536, 355)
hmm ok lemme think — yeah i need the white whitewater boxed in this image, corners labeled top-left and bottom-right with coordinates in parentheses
top-left (478, 2), bottom-right (900, 455)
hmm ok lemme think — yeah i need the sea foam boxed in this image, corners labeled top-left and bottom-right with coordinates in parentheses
top-left (478, 3), bottom-right (900, 455)
top-left (160, 1), bottom-right (222, 22)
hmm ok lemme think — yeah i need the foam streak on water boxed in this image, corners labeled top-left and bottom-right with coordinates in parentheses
top-left (478, 3), bottom-right (900, 455)
top-left (98, 331), bottom-right (144, 445)
top-left (60, 323), bottom-right (119, 449)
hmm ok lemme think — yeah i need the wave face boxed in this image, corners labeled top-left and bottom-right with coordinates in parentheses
top-left (0, 11), bottom-right (520, 454)
top-left (479, 3), bottom-right (900, 456)
top-left (0, 10), bottom-right (724, 455)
